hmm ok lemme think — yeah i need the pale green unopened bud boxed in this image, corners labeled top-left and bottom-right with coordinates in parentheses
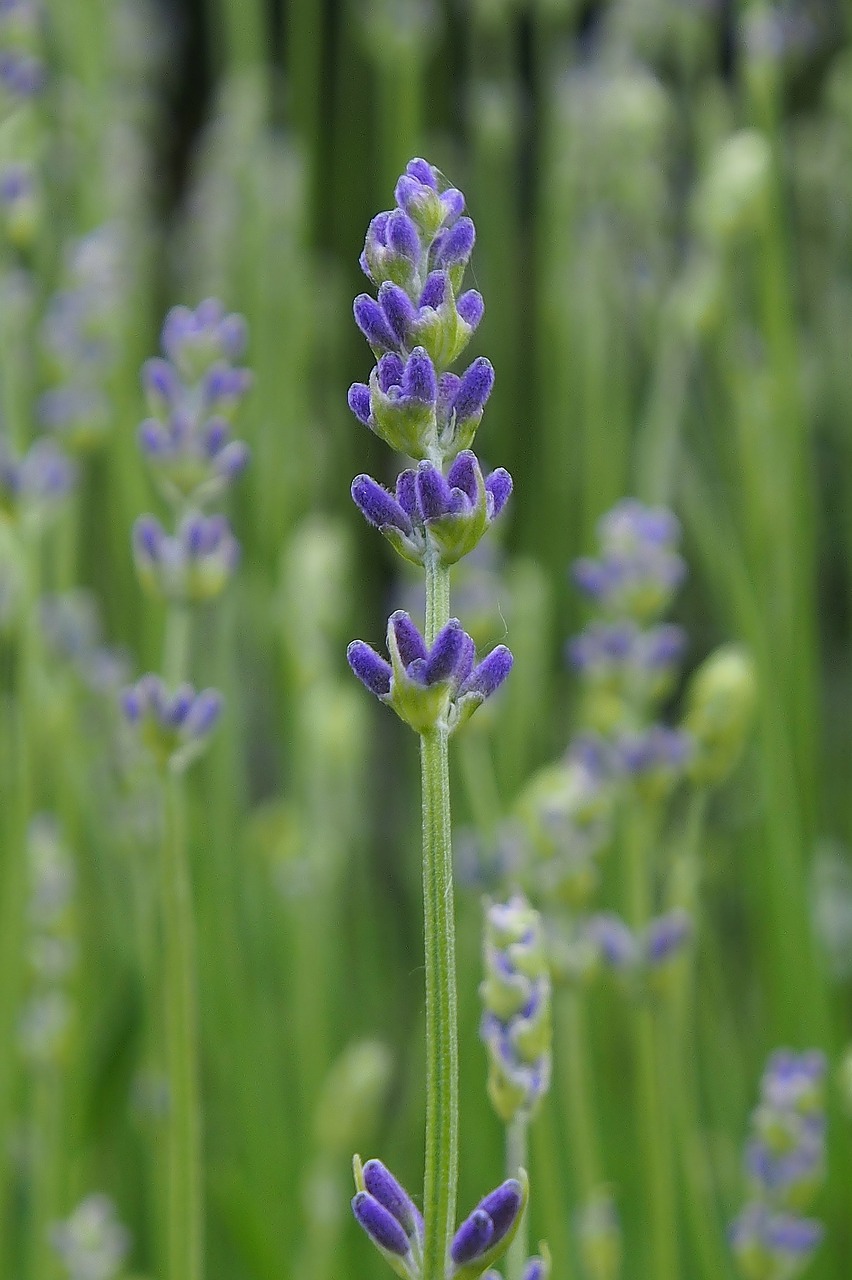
top-left (577, 1189), bottom-right (622, 1280)
top-left (481, 896), bottom-right (552, 1123)
top-left (313, 1040), bottom-right (393, 1156)
top-left (683, 645), bottom-right (756, 786)
top-left (694, 129), bottom-right (771, 245)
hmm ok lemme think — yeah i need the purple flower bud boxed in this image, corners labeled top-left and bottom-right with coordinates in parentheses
top-left (184, 689), bottom-right (224, 737)
top-left (415, 461), bottom-right (455, 521)
top-left (486, 468), bottom-right (513, 518)
top-left (389, 610), bottom-right (428, 668)
top-left (432, 217), bottom-right (475, 268)
top-left (424, 619), bottom-right (466, 685)
top-left (522, 1259), bottom-right (547, 1280)
top-left (447, 450), bottom-right (480, 504)
top-left (402, 348), bottom-right (437, 403)
top-left (386, 209), bottom-right (421, 263)
top-left (405, 157), bottom-right (438, 188)
top-left (347, 642), bottom-right (392, 697)
top-left (587, 913), bottom-right (637, 969)
top-left (457, 290), bottom-right (484, 329)
top-left (645, 910), bottom-right (692, 966)
top-left (376, 353), bottom-right (405, 394)
top-left (440, 188), bottom-right (465, 223)
top-left (133, 515), bottom-right (163, 560)
top-left (379, 282), bottom-right (417, 344)
top-left (419, 271), bottom-right (448, 310)
top-left (396, 469), bottom-right (418, 516)
top-left (451, 1209), bottom-right (494, 1264)
top-left (351, 475), bottom-right (413, 534)
top-left (143, 357), bottom-right (180, 405)
top-left (362, 1161), bottom-right (422, 1240)
top-left (477, 1179), bottom-right (523, 1244)
top-left (454, 357), bottom-right (494, 423)
top-left (352, 1192), bottom-right (411, 1257)
top-left (460, 645), bottom-right (513, 700)
top-left (348, 383), bottom-right (372, 425)
top-left (354, 295), bottom-right (399, 351)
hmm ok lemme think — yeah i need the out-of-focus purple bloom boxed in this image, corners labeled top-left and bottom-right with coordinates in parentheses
top-left (120, 674), bottom-right (222, 771)
top-left (139, 301), bottom-right (251, 505)
top-left (586, 913), bottom-right (638, 971)
top-left (644, 909), bottom-right (693, 967)
top-left (0, 0), bottom-right (44, 102)
top-left (481, 896), bottom-right (551, 1123)
top-left (49, 1194), bottom-right (130, 1280)
top-left (347, 610), bottom-right (511, 734)
top-left (132, 511), bottom-right (239, 603)
top-left (614, 725), bottom-right (693, 796)
top-left (0, 437), bottom-right (75, 524)
top-left (729, 1203), bottom-right (823, 1279)
top-left (572, 499), bottom-right (686, 623)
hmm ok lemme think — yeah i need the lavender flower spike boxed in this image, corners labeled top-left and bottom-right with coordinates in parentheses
top-left (120, 674), bottom-right (222, 772)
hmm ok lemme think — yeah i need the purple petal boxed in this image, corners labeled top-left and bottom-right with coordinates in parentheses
top-left (379, 282), bottom-right (417, 345)
top-left (402, 348), bottom-right (437, 403)
top-left (454, 357), bottom-right (494, 422)
top-left (485, 468), bottom-right (513, 518)
top-left (352, 1192), bottom-right (411, 1257)
top-left (440, 188), bottom-right (465, 222)
top-left (347, 642), bottom-right (392, 697)
top-left (184, 689), bottom-right (223, 738)
top-left (457, 290), bottom-right (484, 329)
top-left (451, 1210), bottom-right (494, 1265)
top-left (424, 619), bottom-right (466, 685)
top-left (389, 610), bottom-right (428, 667)
top-left (447, 450), bottom-right (480, 504)
top-left (456, 631), bottom-right (476, 687)
top-left (522, 1260), bottom-right (546, 1280)
top-left (143, 357), bottom-right (179, 403)
top-left (362, 1160), bottom-right (422, 1239)
top-left (348, 383), bottom-right (372, 426)
top-left (415, 462), bottom-right (454, 521)
top-left (437, 373), bottom-right (460, 422)
top-left (461, 646), bottom-right (513, 699)
top-left (376, 353), bottom-right (405, 394)
top-left (354, 295), bottom-right (398, 351)
top-left (351, 475), bottom-right (413, 533)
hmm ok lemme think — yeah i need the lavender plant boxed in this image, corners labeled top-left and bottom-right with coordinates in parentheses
top-left (346, 159), bottom-right (517, 1280)
top-left (730, 1051), bottom-right (826, 1280)
top-left (120, 298), bottom-right (250, 1280)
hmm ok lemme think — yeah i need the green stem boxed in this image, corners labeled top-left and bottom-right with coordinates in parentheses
top-left (163, 603), bottom-right (192, 687)
top-left (557, 985), bottom-right (601, 1202)
top-left (160, 771), bottom-right (203, 1280)
top-left (505, 1116), bottom-right (529, 1280)
top-left (625, 803), bottom-right (679, 1280)
top-left (420, 553), bottom-right (458, 1280)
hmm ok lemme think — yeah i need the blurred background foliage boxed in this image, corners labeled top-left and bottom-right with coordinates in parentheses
top-left (2, 0), bottom-right (852, 1279)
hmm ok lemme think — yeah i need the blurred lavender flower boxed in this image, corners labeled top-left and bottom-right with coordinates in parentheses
top-left (0, 0), bottom-right (44, 103)
top-left (348, 610), bottom-right (511, 735)
top-left (38, 226), bottom-right (127, 453)
top-left (133, 510), bottom-right (240, 602)
top-left (120, 674), bottom-right (222, 771)
top-left (730, 1050), bottom-right (827, 1280)
top-left (572, 499), bottom-right (685, 623)
top-left (0, 159), bottom-right (37, 246)
top-left (585, 908), bottom-right (692, 986)
top-left (50, 1194), bottom-right (130, 1280)
top-left (0, 436), bottom-right (75, 526)
top-left (614, 725), bottom-right (694, 798)
top-left (139, 298), bottom-right (251, 505)
top-left (41, 591), bottom-right (130, 695)
top-left (480, 895), bottom-right (552, 1123)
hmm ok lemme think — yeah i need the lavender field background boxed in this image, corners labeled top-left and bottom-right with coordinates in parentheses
top-left (0, 2), bottom-right (851, 1279)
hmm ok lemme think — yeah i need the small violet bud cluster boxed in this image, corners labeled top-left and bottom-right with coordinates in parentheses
top-left (0, 0), bottom-right (44, 104)
top-left (347, 158), bottom-right (512, 734)
top-left (730, 1050), bottom-right (826, 1280)
top-left (0, 436), bottom-right (75, 529)
top-left (38, 227), bottom-right (127, 453)
top-left (139, 298), bottom-right (251, 507)
top-left (480, 895), bottom-right (552, 1124)
top-left (584, 907), bottom-right (693, 993)
top-left (568, 500), bottom-right (693, 793)
top-left (19, 816), bottom-right (76, 1067)
top-left (50, 1193), bottom-right (130, 1280)
top-left (121, 300), bottom-right (250, 770)
top-left (352, 1156), bottom-right (528, 1280)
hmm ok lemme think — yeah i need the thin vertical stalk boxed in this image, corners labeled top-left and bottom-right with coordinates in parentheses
top-left (505, 1116), bottom-right (529, 1280)
top-left (420, 551), bottom-right (458, 1280)
top-left (163, 603), bottom-right (192, 688)
top-left (160, 771), bottom-right (203, 1280)
top-left (625, 803), bottom-right (679, 1280)
top-left (557, 986), bottom-right (601, 1204)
